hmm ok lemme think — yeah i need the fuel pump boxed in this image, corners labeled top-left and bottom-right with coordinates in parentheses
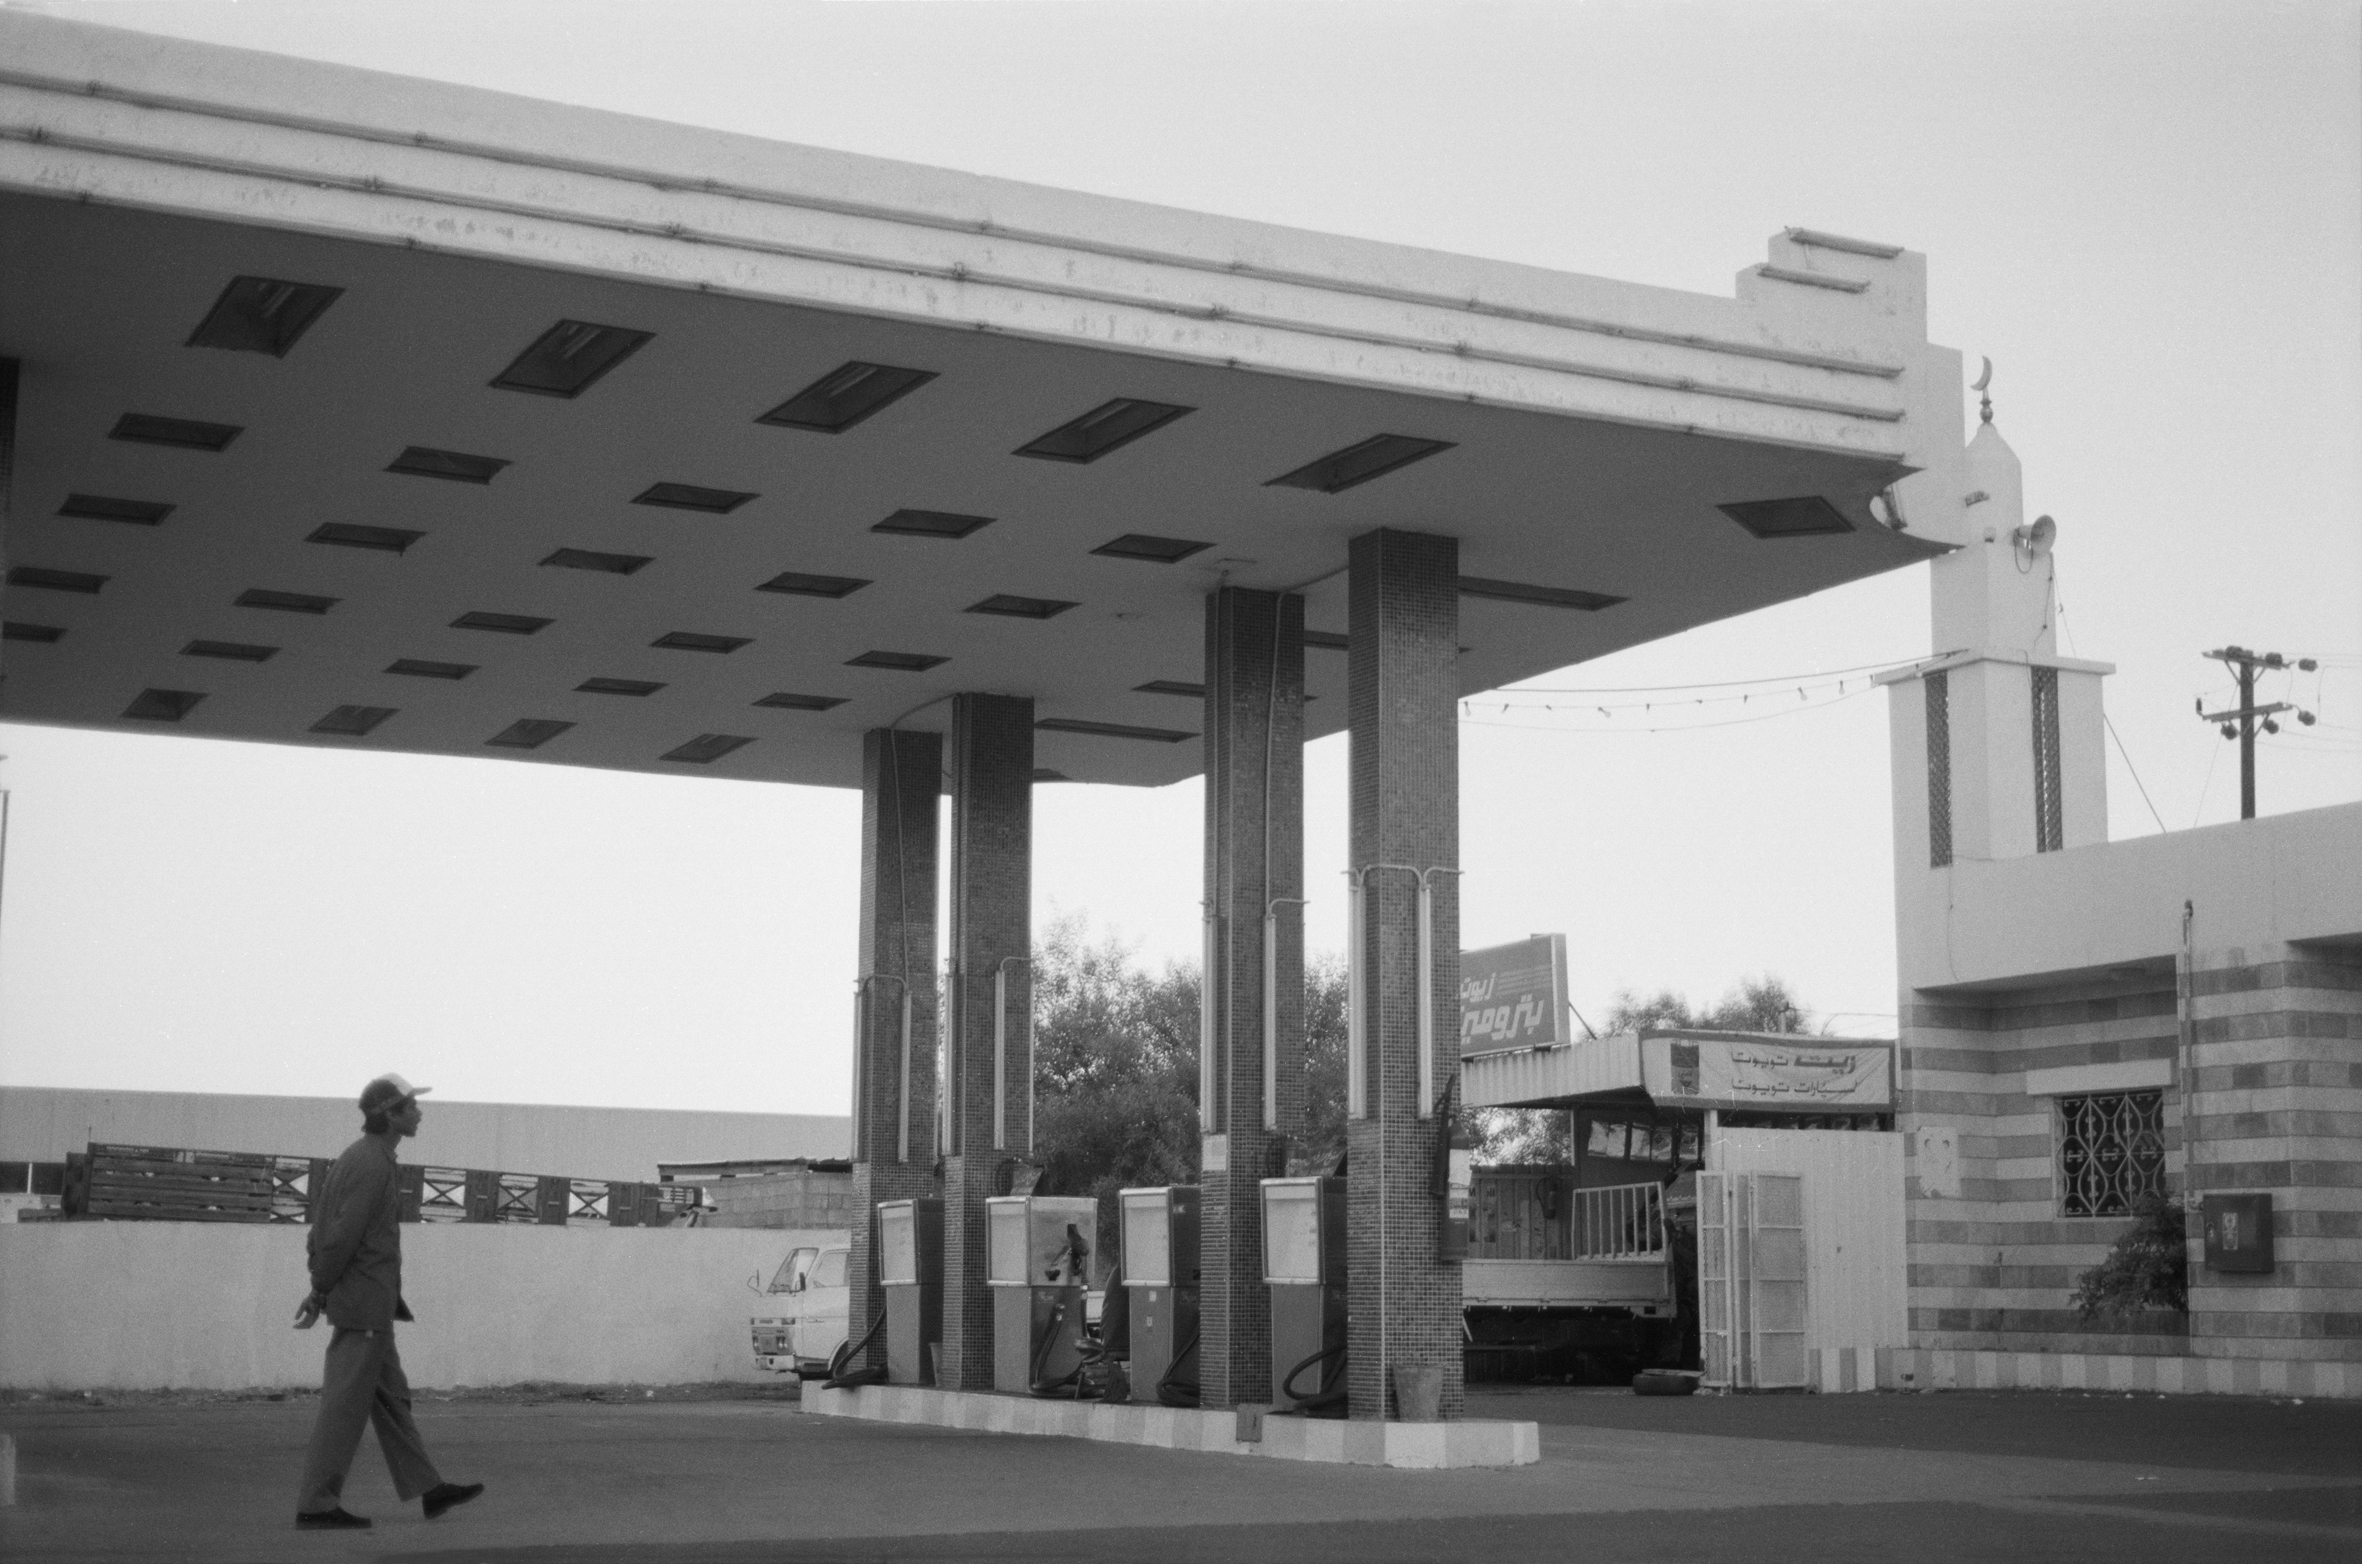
top-left (985, 1193), bottom-right (1097, 1395)
top-left (1261, 1175), bottom-right (1347, 1415)
top-left (876, 1197), bottom-right (942, 1385)
top-left (1118, 1185), bottom-right (1201, 1406)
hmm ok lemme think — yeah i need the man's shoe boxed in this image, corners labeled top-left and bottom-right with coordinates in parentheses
top-left (422, 1481), bottom-right (484, 1520)
top-left (295, 1507), bottom-right (371, 1531)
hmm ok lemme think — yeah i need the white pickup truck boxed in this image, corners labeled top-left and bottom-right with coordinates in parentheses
top-left (749, 1241), bottom-right (850, 1378)
top-left (1462, 1171), bottom-right (1687, 1380)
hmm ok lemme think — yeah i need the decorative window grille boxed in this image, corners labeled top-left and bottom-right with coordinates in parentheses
top-left (2057, 1091), bottom-right (2166, 1216)
top-left (2032, 666), bottom-right (2063, 852)
top-left (1925, 672), bottom-right (1952, 867)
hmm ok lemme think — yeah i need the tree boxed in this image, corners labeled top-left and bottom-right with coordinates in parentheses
top-left (1030, 916), bottom-right (1200, 1270)
top-left (1297, 955), bottom-right (1350, 1175)
top-left (1606, 975), bottom-right (1813, 1035)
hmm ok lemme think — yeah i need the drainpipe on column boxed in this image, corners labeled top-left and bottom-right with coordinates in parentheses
top-left (2180, 899), bottom-right (2199, 1221)
top-left (1264, 898), bottom-right (1308, 1133)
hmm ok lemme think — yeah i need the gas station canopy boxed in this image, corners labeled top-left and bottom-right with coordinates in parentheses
top-left (0, 13), bottom-right (1957, 789)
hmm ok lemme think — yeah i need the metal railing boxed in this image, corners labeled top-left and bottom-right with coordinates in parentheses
top-left (59, 1143), bottom-right (695, 1228)
top-left (1567, 1180), bottom-right (1667, 1261)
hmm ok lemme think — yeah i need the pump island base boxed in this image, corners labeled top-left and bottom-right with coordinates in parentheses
top-left (806, 1383), bottom-right (1541, 1469)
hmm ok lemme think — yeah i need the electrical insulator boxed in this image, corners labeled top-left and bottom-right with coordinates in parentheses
top-left (2299, 710), bottom-right (2317, 727)
top-left (2220, 723), bottom-right (2238, 739)
top-left (2263, 718), bottom-right (2280, 735)
top-left (2299, 658), bottom-right (2319, 672)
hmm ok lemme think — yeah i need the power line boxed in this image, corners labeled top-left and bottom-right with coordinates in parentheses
top-left (1499, 652), bottom-right (1949, 697)
top-left (2103, 713), bottom-right (2171, 835)
top-left (1464, 683), bottom-right (1876, 735)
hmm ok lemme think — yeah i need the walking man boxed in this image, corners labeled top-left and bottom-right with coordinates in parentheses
top-left (293, 1073), bottom-right (484, 1531)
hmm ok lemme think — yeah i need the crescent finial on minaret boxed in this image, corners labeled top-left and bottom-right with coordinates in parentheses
top-left (1972, 357), bottom-right (1994, 424)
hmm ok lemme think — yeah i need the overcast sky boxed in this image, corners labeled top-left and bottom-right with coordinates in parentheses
top-left (1, 0), bottom-right (2356, 1119)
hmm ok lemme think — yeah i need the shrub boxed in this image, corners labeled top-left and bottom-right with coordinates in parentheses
top-left (2070, 1194), bottom-right (2189, 1320)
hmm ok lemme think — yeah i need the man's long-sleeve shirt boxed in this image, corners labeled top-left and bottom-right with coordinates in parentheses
top-left (306, 1136), bottom-right (412, 1330)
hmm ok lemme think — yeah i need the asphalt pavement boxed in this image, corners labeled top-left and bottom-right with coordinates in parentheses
top-left (1, 1382), bottom-right (2355, 1563)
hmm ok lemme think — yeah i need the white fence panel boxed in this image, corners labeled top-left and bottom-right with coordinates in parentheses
top-left (1715, 1128), bottom-right (1907, 1393)
top-left (1698, 1172), bottom-right (1734, 1387)
top-left (1748, 1175), bottom-right (1809, 1389)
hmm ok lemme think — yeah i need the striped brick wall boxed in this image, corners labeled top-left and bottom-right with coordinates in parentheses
top-left (2183, 945), bottom-right (2362, 1361)
top-left (1901, 973), bottom-right (2189, 1354)
top-left (1902, 942), bottom-right (2362, 1371)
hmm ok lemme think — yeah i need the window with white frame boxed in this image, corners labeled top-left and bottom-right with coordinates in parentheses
top-left (2056, 1090), bottom-right (2166, 1216)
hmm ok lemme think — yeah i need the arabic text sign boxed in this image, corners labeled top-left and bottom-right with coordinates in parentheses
top-left (1641, 1035), bottom-right (1891, 1110)
top-left (1460, 935), bottom-right (1568, 1052)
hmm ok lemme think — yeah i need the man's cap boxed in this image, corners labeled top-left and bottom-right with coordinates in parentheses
top-left (360, 1074), bottom-right (432, 1114)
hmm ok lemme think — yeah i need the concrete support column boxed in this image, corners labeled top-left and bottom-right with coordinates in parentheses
top-left (846, 727), bottom-right (942, 1372)
top-left (1199, 587), bottom-right (1306, 1408)
top-left (938, 693), bottom-right (1035, 1391)
top-left (1344, 528), bottom-right (1463, 1421)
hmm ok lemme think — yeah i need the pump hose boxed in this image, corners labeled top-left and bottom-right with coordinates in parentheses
top-left (1280, 1342), bottom-right (1349, 1418)
top-left (1155, 1322), bottom-right (1201, 1408)
top-left (821, 1309), bottom-right (888, 1391)
top-left (1028, 1293), bottom-right (1108, 1400)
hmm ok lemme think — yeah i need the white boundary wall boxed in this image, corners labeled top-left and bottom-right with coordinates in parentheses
top-left (0, 1223), bottom-right (833, 1391)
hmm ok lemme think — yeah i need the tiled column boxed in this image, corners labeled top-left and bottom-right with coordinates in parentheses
top-left (846, 727), bottom-right (942, 1372)
top-left (0, 360), bottom-right (16, 607)
top-left (1345, 528), bottom-right (1464, 1420)
top-left (938, 694), bottom-right (1034, 1390)
top-left (1199, 588), bottom-right (1307, 1408)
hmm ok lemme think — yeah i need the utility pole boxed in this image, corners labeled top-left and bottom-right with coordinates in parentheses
top-left (2196, 647), bottom-right (2317, 819)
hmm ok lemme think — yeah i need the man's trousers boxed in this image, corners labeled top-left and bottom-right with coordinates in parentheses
top-left (295, 1327), bottom-right (444, 1514)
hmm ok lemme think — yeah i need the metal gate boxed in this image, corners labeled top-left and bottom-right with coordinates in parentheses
top-left (1698, 1171), bottom-right (1808, 1391)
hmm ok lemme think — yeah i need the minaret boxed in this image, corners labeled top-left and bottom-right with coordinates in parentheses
top-left (1882, 370), bottom-right (2112, 882)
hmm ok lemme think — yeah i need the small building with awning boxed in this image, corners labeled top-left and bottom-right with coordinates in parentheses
top-left (1464, 1027), bottom-right (1906, 1393)
top-left (1465, 1027), bottom-right (1896, 1188)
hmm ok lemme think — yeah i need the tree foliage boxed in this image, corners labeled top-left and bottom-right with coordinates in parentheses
top-left (1032, 919), bottom-right (1826, 1231)
top-left (1029, 922), bottom-right (1357, 1268)
top-left (1605, 975), bottom-right (1812, 1036)
top-left (1030, 917), bottom-right (1200, 1268)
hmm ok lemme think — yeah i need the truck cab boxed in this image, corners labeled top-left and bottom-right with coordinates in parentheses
top-left (749, 1242), bottom-right (849, 1378)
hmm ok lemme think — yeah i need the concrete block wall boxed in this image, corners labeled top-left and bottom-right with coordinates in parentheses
top-left (699, 1169), bottom-right (858, 1230)
top-left (2183, 943), bottom-right (2362, 1360)
top-left (1902, 972), bottom-right (2188, 1353)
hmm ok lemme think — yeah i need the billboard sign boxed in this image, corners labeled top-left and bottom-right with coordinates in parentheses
top-left (1460, 934), bottom-right (1570, 1054)
top-left (1641, 1033), bottom-right (1892, 1111)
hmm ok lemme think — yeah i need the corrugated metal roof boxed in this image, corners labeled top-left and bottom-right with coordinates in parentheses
top-left (1463, 1034), bottom-right (1643, 1107)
